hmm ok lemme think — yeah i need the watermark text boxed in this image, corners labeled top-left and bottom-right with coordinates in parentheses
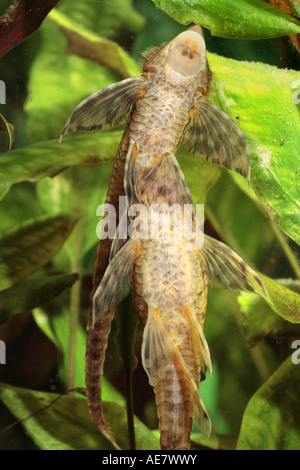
top-left (292, 80), bottom-right (300, 105)
top-left (291, 340), bottom-right (300, 365)
top-left (0, 340), bottom-right (6, 364)
top-left (96, 197), bottom-right (204, 250)
top-left (0, 80), bottom-right (6, 104)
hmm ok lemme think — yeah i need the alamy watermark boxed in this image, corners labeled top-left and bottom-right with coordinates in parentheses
top-left (291, 340), bottom-right (300, 365)
top-left (96, 196), bottom-right (204, 250)
top-left (0, 340), bottom-right (6, 365)
top-left (0, 80), bottom-right (6, 104)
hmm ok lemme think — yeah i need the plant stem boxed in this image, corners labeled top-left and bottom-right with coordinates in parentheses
top-left (268, 221), bottom-right (300, 281)
top-left (115, 296), bottom-right (138, 450)
top-left (67, 169), bottom-right (84, 391)
top-left (227, 292), bottom-right (271, 382)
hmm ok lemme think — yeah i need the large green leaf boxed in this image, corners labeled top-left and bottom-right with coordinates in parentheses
top-left (206, 172), bottom-right (275, 266)
top-left (24, 16), bottom-right (119, 143)
top-left (237, 355), bottom-right (300, 449)
top-left (24, 0), bottom-right (143, 144)
top-left (151, 0), bottom-right (300, 38)
top-left (0, 214), bottom-right (78, 290)
top-left (0, 382), bottom-right (160, 450)
top-left (207, 53), bottom-right (300, 245)
top-left (48, 9), bottom-right (140, 78)
top-left (58, 0), bottom-right (145, 43)
top-left (238, 279), bottom-right (300, 346)
top-left (0, 131), bottom-right (122, 201)
top-left (35, 161), bottom-right (114, 259)
top-left (0, 273), bottom-right (79, 324)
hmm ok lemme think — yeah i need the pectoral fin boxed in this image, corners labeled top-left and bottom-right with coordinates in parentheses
top-left (60, 76), bottom-right (145, 141)
top-left (92, 239), bottom-right (138, 327)
top-left (185, 99), bottom-right (251, 184)
top-left (124, 137), bottom-right (140, 208)
top-left (200, 235), bottom-right (268, 298)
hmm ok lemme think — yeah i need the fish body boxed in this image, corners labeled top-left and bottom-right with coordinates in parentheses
top-left (133, 235), bottom-right (209, 450)
top-left (61, 25), bottom-right (266, 450)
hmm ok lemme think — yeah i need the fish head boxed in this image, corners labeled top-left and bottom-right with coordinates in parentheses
top-left (142, 25), bottom-right (211, 92)
top-left (166, 25), bottom-right (208, 80)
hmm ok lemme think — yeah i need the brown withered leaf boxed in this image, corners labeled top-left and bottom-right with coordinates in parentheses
top-left (0, 0), bottom-right (60, 57)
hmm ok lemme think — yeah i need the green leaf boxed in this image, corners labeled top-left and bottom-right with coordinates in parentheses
top-left (204, 288), bottom-right (268, 434)
top-left (0, 214), bottom-right (78, 290)
top-left (151, 0), bottom-right (300, 38)
top-left (207, 53), bottom-right (300, 245)
top-left (35, 161), bottom-right (114, 259)
top-left (58, 0), bottom-right (145, 43)
top-left (238, 279), bottom-right (300, 346)
top-left (0, 113), bottom-right (13, 151)
top-left (178, 147), bottom-right (221, 205)
top-left (237, 356), bottom-right (300, 450)
top-left (191, 432), bottom-right (237, 450)
top-left (0, 273), bottom-right (79, 324)
top-left (0, 183), bottom-right (43, 232)
top-left (33, 306), bottom-right (125, 404)
top-left (206, 172), bottom-right (275, 266)
top-left (48, 9), bottom-right (140, 78)
top-left (0, 382), bottom-right (160, 450)
top-left (24, 0), bottom-right (144, 143)
top-left (0, 131), bottom-right (122, 201)
top-left (259, 274), bottom-right (300, 323)
top-left (25, 13), bottom-right (120, 143)
top-left (206, 180), bottom-right (300, 325)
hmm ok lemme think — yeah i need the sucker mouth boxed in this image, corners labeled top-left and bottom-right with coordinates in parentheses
top-left (167, 31), bottom-right (206, 77)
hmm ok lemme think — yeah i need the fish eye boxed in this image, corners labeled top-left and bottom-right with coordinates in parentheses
top-left (167, 31), bottom-right (206, 77)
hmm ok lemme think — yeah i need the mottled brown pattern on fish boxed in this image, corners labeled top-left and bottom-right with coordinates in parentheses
top-left (86, 64), bottom-right (210, 444)
top-left (155, 358), bottom-right (194, 450)
top-left (133, 236), bottom-right (209, 450)
top-left (90, 128), bottom-right (130, 296)
top-left (89, 63), bottom-right (205, 299)
top-left (85, 313), bottom-right (114, 442)
top-left (84, 127), bottom-right (131, 447)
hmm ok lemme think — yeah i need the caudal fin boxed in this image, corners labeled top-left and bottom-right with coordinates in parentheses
top-left (141, 306), bottom-right (211, 449)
